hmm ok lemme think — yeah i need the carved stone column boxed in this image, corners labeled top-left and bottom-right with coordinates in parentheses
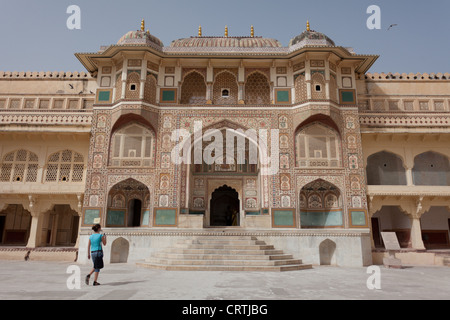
top-left (25, 196), bottom-right (43, 248)
top-left (408, 197), bottom-right (426, 250)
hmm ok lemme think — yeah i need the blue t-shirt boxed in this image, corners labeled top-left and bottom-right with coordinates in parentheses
top-left (90, 233), bottom-right (103, 252)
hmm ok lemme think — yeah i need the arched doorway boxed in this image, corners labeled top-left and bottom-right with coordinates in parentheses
top-left (210, 185), bottom-right (240, 227)
top-left (107, 178), bottom-right (150, 228)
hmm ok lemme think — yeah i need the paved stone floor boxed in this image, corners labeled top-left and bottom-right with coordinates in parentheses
top-left (0, 260), bottom-right (449, 300)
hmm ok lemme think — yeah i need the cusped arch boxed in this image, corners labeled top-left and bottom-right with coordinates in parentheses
top-left (180, 71), bottom-right (207, 104)
top-left (366, 151), bottom-right (407, 186)
top-left (45, 149), bottom-right (84, 182)
top-left (244, 71), bottom-right (270, 105)
top-left (213, 71), bottom-right (238, 105)
top-left (299, 179), bottom-right (344, 229)
top-left (0, 149), bottom-right (39, 182)
top-left (107, 178), bottom-right (151, 228)
top-left (412, 151), bottom-right (450, 186)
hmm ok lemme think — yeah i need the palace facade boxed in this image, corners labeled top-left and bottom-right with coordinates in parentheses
top-left (1, 21), bottom-right (449, 267)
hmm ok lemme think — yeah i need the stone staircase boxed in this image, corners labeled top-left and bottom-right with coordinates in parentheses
top-left (136, 235), bottom-right (312, 272)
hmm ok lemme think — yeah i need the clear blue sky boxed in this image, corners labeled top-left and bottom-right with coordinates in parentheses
top-left (1, 0), bottom-right (449, 73)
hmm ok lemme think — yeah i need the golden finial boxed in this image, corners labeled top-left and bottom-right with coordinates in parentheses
top-left (306, 20), bottom-right (310, 31)
top-left (225, 25), bottom-right (228, 37)
top-left (198, 25), bottom-right (202, 37)
top-left (141, 19), bottom-right (145, 32)
top-left (251, 25), bottom-right (254, 37)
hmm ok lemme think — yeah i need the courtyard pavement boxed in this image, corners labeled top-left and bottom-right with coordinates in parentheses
top-left (0, 260), bottom-right (449, 301)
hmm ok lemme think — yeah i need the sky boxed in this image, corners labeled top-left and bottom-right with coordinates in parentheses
top-left (0, 0), bottom-right (449, 73)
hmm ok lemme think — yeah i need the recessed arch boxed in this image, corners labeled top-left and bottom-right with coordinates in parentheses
top-left (366, 151), bottom-right (407, 185)
top-left (107, 178), bottom-right (150, 228)
top-left (109, 120), bottom-right (156, 167)
top-left (412, 151), bottom-right (450, 186)
top-left (295, 121), bottom-right (342, 168)
top-left (0, 149), bottom-right (39, 183)
top-left (244, 71), bottom-right (270, 105)
top-left (213, 71), bottom-right (238, 105)
top-left (300, 179), bottom-right (344, 229)
top-left (180, 71), bottom-right (207, 104)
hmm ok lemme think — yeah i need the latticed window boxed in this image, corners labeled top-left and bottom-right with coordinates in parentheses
top-left (245, 72), bottom-right (270, 105)
top-left (295, 123), bottom-right (341, 168)
top-left (213, 72), bottom-right (238, 105)
top-left (111, 123), bottom-right (155, 167)
top-left (45, 150), bottom-right (84, 182)
top-left (0, 150), bottom-right (39, 182)
top-left (180, 72), bottom-right (207, 104)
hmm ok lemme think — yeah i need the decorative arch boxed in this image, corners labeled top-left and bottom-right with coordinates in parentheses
top-left (244, 71), bottom-right (270, 105)
top-left (125, 71), bottom-right (141, 100)
top-left (144, 72), bottom-right (157, 104)
top-left (107, 178), bottom-right (150, 227)
top-left (0, 149), bottom-right (39, 182)
top-left (295, 121), bottom-right (342, 168)
top-left (210, 185), bottom-right (240, 226)
top-left (311, 72), bottom-right (326, 100)
top-left (299, 179), bottom-right (344, 229)
top-left (44, 150), bottom-right (84, 183)
top-left (412, 151), bottom-right (450, 186)
top-left (366, 151), bottom-right (407, 185)
top-left (180, 71), bottom-right (207, 104)
top-left (109, 121), bottom-right (156, 167)
top-left (213, 71), bottom-right (238, 105)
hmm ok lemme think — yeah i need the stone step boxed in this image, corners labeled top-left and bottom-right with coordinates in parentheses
top-left (137, 235), bottom-right (312, 272)
top-left (165, 248), bottom-right (285, 255)
top-left (174, 243), bottom-right (275, 250)
top-left (192, 236), bottom-right (259, 241)
top-left (136, 262), bottom-right (313, 272)
top-left (146, 257), bottom-right (303, 266)
top-left (153, 252), bottom-right (294, 260)
top-left (177, 239), bottom-right (267, 245)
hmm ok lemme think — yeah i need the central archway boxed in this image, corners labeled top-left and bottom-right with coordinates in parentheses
top-left (210, 185), bottom-right (240, 227)
top-left (107, 178), bottom-right (150, 228)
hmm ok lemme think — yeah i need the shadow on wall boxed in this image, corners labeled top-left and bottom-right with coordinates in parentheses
top-left (319, 239), bottom-right (336, 265)
top-left (110, 237), bottom-right (130, 263)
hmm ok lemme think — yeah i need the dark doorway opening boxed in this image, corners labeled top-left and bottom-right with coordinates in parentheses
top-left (371, 217), bottom-right (382, 248)
top-left (210, 185), bottom-right (240, 227)
top-left (128, 199), bottom-right (142, 227)
top-left (0, 216), bottom-right (5, 244)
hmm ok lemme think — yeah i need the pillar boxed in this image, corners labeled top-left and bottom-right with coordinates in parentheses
top-left (26, 211), bottom-right (44, 248)
top-left (206, 83), bottom-right (212, 104)
top-left (409, 216), bottom-right (425, 250)
top-left (406, 166), bottom-right (414, 186)
top-left (238, 83), bottom-right (245, 104)
top-left (404, 197), bottom-right (426, 250)
top-left (74, 195), bottom-right (83, 248)
top-left (121, 59), bottom-right (127, 99)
